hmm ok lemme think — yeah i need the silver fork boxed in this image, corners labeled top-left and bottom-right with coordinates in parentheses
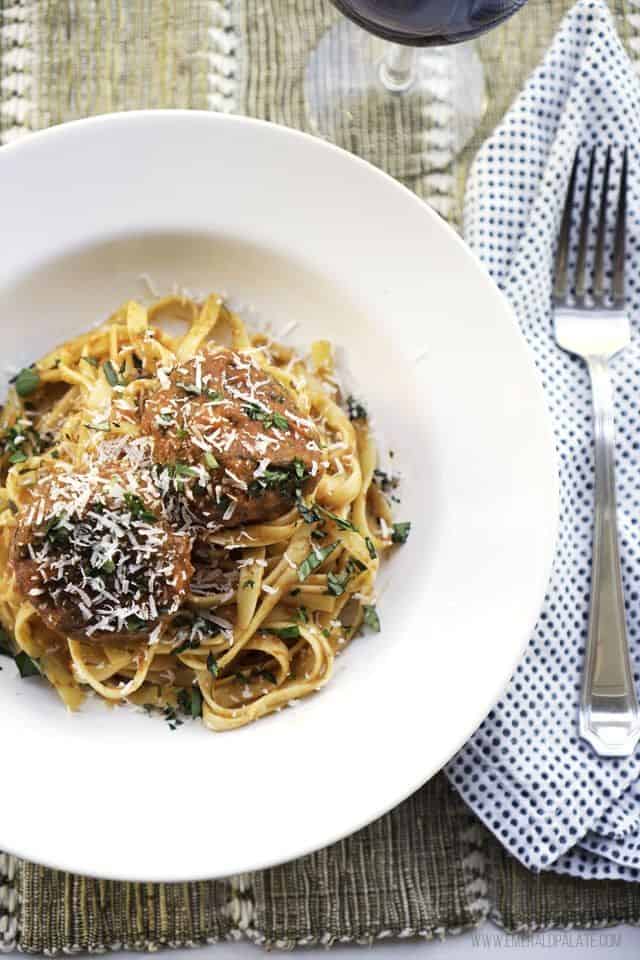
top-left (553, 146), bottom-right (640, 758)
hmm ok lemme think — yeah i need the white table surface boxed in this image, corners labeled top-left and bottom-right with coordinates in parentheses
top-left (109, 922), bottom-right (640, 958)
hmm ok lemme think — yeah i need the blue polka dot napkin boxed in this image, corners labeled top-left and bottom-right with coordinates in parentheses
top-left (445, 0), bottom-right (640, 881)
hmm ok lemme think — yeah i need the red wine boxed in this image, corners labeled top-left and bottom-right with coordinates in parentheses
top-left (330, 0), bottom-right (528, 46)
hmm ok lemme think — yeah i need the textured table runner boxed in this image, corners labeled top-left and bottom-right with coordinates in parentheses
top-left (3, 0), bottom-right (640, 951)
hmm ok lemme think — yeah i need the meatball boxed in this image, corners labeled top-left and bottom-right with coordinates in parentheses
top-left (11, 465), bottom-right (193, 642)
top-left (141, 346), bottom-right (323, 530)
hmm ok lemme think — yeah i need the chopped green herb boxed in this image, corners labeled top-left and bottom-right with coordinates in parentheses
top-left (44, 514), bottom-right (70, 546)
top-left (173, 636), bottom-right (201, 656)
top-left (243, 403), bottom-right (290, 432)
top-left (15, 651), bottom-right (40, 678)
top-left (391, 522), bottom-right (411, 544)
top-left (84, 420), bottom-right (110, 432)
top-left (363, 605), bottom-right (381, 632)
top-left (365, 537), bottom-right (377, 559)
top-left (175, 428), bottom-right (188, 439)
top-left (15, 367), bottom-right (40, 397)
top-left (321, 628), bottom-right (331, 638)
top-left (171, 462), bottom-right (198, 478)
top-left (272, 412), bottom-right (290, 431)
top-left (163, 706), bottom-right (183, 730)
top-left (205, 389), bottom-right (223, 401)
top-left (347, 556), bottom-right (367, 573)
top-left (0, 628), bottom-right (13, 658)
top-left (204, 451), bottom-right (219, 470)
top-left (243, 579), bottom-right (255, 589)
top-left (9, 450), bottom-right (27, 464)
top-left (235, 672), bottom-right (249, 684)
top-left (326, 570), bottom-right (351, 597)
top-left (178, 686), bottom-right (203, 718)
top-left (50, 450), bottom-right (60, 459)
top-left (264, 625), bottom-right (301, 641)
top-left (296, 606), bottom-right (308, 624)
top-left (297, 541), bottom-right (339, 582)
top-left (100, 559), bottom-right (116, 574)
top-left (126, 614), bottom-right (148, 632)
top-left (124, 492), bottom-right (156, 522)
top-left (260, 669), bottom-right (277, 684)
top-left (319, 506), bottom-right (356, 531)
top-left (81, 355), bottom-right (99, 368)
top-left (207, 652), bottom-right (219, 677)
top-left (296, 497), bottom-right (321, 524)
top-left (293, 458), bottom-right (306, 480)
top-left (102, 360), bottom-right (120, 387)
top-left (346, 395), bottom-right (367, 421)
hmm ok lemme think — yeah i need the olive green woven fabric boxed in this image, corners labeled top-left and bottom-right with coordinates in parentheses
top-left (2, 0), bottom-right (640, 951)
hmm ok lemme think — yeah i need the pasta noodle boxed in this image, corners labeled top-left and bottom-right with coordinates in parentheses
top-left (0, 294), bottom-right (408, 731)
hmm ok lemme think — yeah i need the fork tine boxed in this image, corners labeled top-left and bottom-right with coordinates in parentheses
top-left (592, 146), bottom-right (611, 300)
top-left (612, 147), bottom-right (627, 305)
top-left (575, 148), bottom-right (595, 299)
top-left (554, 150), bottom-right (580, 302)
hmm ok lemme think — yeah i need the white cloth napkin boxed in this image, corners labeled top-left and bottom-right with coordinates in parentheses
top-left (446, 0), bottom-right (640, 881)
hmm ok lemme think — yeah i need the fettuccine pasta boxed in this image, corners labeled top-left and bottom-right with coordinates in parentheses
top-left (0, 294), bottom-right (409, 731)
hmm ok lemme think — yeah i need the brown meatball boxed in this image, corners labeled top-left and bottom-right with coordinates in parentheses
top-left (141, 347), bottom-right (323, 530)
top-left (10, 465), bottom-right (193, 642)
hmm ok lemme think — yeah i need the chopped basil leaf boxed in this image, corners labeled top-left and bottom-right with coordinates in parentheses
top-left (346, 395), bottom-right (367, 421)
top-left (326, 570), bottom-right (349, 597)
top-left (272, 412), bottom-right (290, 431)
top-left (296, 606), bottom-right (308, 624)
top-left (15, 367), bottom-right (40, 397)
top-left (124, 492), bottom-right (156, 522)
top-left (204, 451), bottom-right (219, 470)
top-left (190, 687), bottom-right (203, 718)
top-left (171, 462), bottom-right (198, 478)
top-left (177, 687), bottom-right (201, 717)
top-left (243, 403), bottom-right (290, 432)
top-left (100, 559), bottom-right (116, 574)
top-left (15, 651), bottom-right (41, 678)
top-left (363, 605), bottom-right (381, 632)
top-left (391, 521), bottom-right (411, 544)
top-left (264, 625), bottom-right (300, 640)
top-left (297, 541), bottom-right (339, 582)
top-left (0, 628), bottom-right (13, 658)
top-left (9, 450), bottom-right (27, 464)
top-left (163, 705), bottom-right (183, 730)
top-left (320, 506), bottom-right (356, 531)
top-left (44, 514), bottom-right (70, 546)
top-left (102, 360), bottom-right (120, 387)
top-left (81, 356), bottom-right (99, 368)
top-left (207, 652), bottom-right (219, 677)
top-left (126, 614), bottom-right (148, 632)
top-left (243, 579), bottom-right (255, 589)
top-left (365, 537), bottom-right (377, 559)
top-left (173, 636), bottom-right (201, 656)
top-left (296, 497), bottom-right (321, 524)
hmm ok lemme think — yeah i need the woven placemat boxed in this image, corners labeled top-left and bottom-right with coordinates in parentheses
top-left (2, 0), bottom-right (640, 951)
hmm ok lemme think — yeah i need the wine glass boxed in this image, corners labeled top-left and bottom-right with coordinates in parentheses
top-left (305, 0), bottom-right (529, 183)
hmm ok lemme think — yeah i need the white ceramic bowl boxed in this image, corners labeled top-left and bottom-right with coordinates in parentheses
top-left (0, 111), bottom-right (558, 881)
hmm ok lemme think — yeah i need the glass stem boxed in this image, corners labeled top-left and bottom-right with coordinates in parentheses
top-left (378, 43), bottom-right (417, 93)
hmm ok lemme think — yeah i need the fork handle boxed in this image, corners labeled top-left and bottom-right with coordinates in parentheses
top-left (580, 357), bottom-right (640, 756)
